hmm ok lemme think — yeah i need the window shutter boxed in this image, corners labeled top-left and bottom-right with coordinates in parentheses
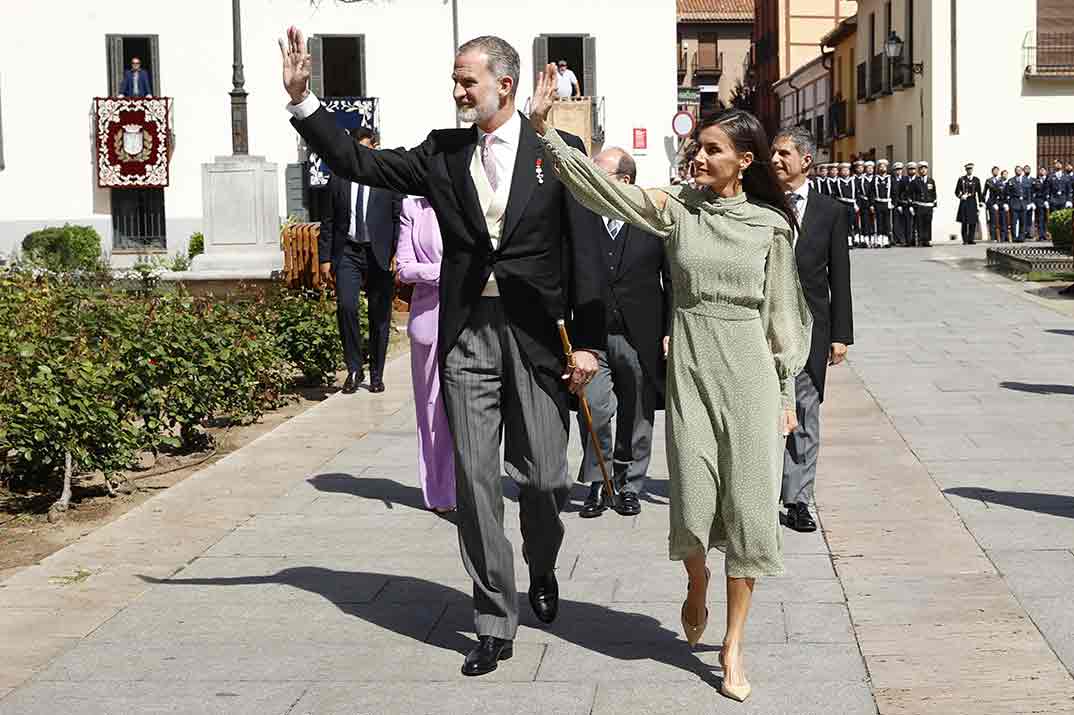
top-left (149, 35), bottom-right (161, 94)
top-left (357, 35), bottom-right (367, 96)
top-left (310, 35), bottom-right (325, 98)
top-left (583, 35), bottom-right (597, 96)
top-left (106, 35), bottom-right (124, 95)
top-left (533, 35), bottom-right (549, 85)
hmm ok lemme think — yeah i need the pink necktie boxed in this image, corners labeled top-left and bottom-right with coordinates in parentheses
top-left (481, 134), bottom-right (499, 192)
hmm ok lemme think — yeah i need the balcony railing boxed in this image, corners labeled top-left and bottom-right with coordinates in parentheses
top-left (1024, 31), bottom-right (1074, 77)
top-left (856, 62), bottom-right (868, 101)
top-left (869, 55), bottom-right (884, 97)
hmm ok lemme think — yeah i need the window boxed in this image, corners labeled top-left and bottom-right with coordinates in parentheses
top-left (906, 124), bottom-right (914, 161)
top-left (698, 33), bottom-right (719, 72)
top-left (534, 34), bottom-right (597, 95)
top-left (106, 35), bottom-right (160, 95)
top-left (112, 188), bottom-right (166, 251)
top-left (884, 2), bottom-right (893, 91)
top-left (886, 144), bottom-right (894, 162)
top-left (1038, 123), bottom-right (1074, 168)
top-left (904, 0), bottom-right (916, 87)
top-left (310, 35), bottom-right (366, 98)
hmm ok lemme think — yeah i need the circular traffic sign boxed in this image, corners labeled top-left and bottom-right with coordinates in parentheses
top-left (672, 110), bottom-right (696, 138)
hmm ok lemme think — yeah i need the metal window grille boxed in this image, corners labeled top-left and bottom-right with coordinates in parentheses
top-left (111, 188), bottom-right (166, 251)
top-left (1038, 123), bottom-right (1074, 168)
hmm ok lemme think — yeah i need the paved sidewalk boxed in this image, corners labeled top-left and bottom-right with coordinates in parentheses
top-left (2, 244), bottom-right (1073, 714)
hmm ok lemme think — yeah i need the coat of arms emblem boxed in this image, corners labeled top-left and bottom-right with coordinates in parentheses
top-left (114, 123), bottom-right (151, 162)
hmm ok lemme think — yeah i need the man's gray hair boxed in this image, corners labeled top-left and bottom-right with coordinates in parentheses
top-left (457, 36), bottom-right (520, 96)
top-left (774, 126), bottom-right (817, 160)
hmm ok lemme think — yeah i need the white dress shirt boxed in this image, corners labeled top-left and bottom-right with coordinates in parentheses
top-left (602, 217), bottom-right (624, 239)
top-left (788, 180), bottom-right (809, 247)
top-left (475, 111), bottom-right (521, 211)
top-left (348, 181), bottom-right (372, 242)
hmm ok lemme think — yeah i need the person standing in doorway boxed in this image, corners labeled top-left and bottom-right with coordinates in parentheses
top-left (771, 127), bottom-right (853, 535)
top-left (954, 163), bottom-right (984, 245)
top-left (318, 127), bottom-right (402, 394)
top-left (118, 57), bottom-right (153, 97)
top-left (555, 60), bottom-right (581, 98)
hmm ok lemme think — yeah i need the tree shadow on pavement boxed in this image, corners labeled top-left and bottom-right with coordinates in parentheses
top-left (139, 568), bottom-right (722, 688)
top-left (999, 381), bottom-right (1074, 396)
top-left (944, 487), bottom-right (1074, 519)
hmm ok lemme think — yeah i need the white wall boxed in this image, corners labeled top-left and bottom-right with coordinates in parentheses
top-left (0, 0), bottom-right (676, 258)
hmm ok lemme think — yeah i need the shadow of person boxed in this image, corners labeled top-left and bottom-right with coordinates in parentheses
top-left (1044, 329), bottom-right (1074, 337)
top-left (945, 486), bottom-right (1074, 520)
top-left (308, 473), bottom-right (429, 511)
top-left (139, 568), bottom-right (721, 688)
top-left (999, 381), bottom-right (1074, 396)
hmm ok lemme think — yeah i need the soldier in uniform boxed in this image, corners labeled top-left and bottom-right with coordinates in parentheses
top-left (854, 160), bottom-right (872, 247)
top-left (834, 162), bottom-right (857, 249)
top-left (1062, 163), bottom-right (1074, 209)
top-left (904, 162), bottom-right (919, 246)
top-left (891, 162), bottom-right (907, 246)
top-left (1008, 165), bottom-right (1031, 243)
top-left (911, 161), bottom-right (937, 247)
top-left (871, 159), bottom-right (894, 248)
top-left (983, 166), bottom-right (1007, 242)
top-left (1032, 166), bottom-right (1050, 241)
top-left (954, 162), bottom-right (984, 245)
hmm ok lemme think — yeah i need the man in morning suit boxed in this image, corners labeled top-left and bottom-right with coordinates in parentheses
top-left (282, 29), bottom-right (603, 677)
top-left (772, 127), bottom-right (853, 533)
top-left (574, 147), bottom-right (671, 520)
top-left (318, 127), bottom-right (401, 394)
top-left (954, 163), bottom-right (984, 245)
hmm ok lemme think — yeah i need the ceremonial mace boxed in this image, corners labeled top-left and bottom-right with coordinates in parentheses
top-left (557, 319), bottom-right (615, 503)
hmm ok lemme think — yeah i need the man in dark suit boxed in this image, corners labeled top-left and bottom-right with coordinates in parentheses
top-left (572, 147), bottom-right (671, 520)
top-left (772, 127), bottom-right (854, 534)
top-left (282, 29), bottom-right (602, 676)
top-left (318, 127), bottom-right (401, 394)
top-left (954, 163), bottom-right (984, 245)
top-left (118, 57), bottom-right (153, 97)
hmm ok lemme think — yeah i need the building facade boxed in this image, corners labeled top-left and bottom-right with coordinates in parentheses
top-left (773, 55), bottom-right (832, 162)
top-left (0, 0), bottom-right (677, 261)
top-left (823, 16), bottom-right (858, 162)
top-left (852, 0), bottom-right (1074, 240)
top-left (677, 0), bottom-right (754, 116)
top-left (752, 0), bottom-right (858, 136)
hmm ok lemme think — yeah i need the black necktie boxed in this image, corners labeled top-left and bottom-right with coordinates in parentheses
top-left (354, 184), bottom-right (368, 243)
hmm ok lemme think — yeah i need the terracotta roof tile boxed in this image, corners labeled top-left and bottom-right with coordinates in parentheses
top-left (677, 0), bottom-right (754, 22)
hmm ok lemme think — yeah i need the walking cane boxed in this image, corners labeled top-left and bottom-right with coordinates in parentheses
top-left (557, 319), bottom-right (616, 503)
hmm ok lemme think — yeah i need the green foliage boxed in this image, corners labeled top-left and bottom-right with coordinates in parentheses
top-left (0, 272), bottom-right (346, 489)
top-left (187, 232), bottom-right (205, 259)
top-left (168, 252), bottom-right (191, 272)
top-left (21, 225), bottom-right (102, 272)
top-left (272, 288), bottom-right (352, 385)
top-left (1048, 209), bottom-right (1072, 254)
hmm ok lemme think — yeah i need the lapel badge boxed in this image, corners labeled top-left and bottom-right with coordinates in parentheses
top-left (535, 158), bottom-right (545, 185)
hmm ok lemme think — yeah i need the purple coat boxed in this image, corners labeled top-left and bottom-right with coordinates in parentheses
top-left (395, 197), bottom-right (442, 346)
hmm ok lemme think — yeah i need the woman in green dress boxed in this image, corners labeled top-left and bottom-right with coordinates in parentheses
top-left (531, 67), bottom-right (812, 703)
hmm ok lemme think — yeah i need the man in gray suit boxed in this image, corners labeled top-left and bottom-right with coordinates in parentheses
top-left (772, 127), bottom-right (854, 534)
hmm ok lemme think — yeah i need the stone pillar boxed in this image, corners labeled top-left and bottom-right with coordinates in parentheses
top-left (190, 155), bottom-right (282, 275)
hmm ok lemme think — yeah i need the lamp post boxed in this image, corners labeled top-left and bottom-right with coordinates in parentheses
top-left (884, 31), bottom-right (925, 78)
top-left (230, 0), bottom-right (249, 155)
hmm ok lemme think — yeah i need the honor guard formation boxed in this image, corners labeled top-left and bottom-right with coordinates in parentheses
top-left (810, 158), bottom-right (1074, 246)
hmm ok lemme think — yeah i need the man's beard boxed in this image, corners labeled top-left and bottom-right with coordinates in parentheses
top-left (456, 93), bottom-right (499, 125)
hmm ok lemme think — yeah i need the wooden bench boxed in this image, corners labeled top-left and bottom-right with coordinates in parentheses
top-left (281, 222), bottom-right (328, 290)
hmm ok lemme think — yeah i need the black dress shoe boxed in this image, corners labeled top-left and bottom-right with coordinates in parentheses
top-left (579, 483), bottom-right (607, 519)
top-left (461, 636), bottom-right (513, 676)
top-left (528, 571), bottom-right (559, 624)
top-left (784, 502), bottom-right (817, 533)
top-left (341, 372), bottom-right (361, 394)
top-left (615, 490), bottom-right (641, 516)
top-left (368, 380), bottom-right (386, 394)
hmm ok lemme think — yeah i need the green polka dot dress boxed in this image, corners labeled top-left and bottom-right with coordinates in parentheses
top-left (542, 129), bottom-right (812, 577)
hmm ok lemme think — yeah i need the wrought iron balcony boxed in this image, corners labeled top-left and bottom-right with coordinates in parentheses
top-left (869, 55), bottom-right (884, 97)
top-left (829, 99), bottom-right (849, 138)
top-left (1024, 31), bottom-right (1074, 77)
top-left (856, 62), bottom-right (868, 102)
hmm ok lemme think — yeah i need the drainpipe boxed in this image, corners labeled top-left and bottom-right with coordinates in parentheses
top-left (949, 0), bottom-right (959, 134)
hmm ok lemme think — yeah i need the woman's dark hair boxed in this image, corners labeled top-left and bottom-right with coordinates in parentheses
top-left (691, 110), bottom-right (799, 234)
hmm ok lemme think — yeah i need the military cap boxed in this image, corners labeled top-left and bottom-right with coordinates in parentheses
top-left (918, 160), bottom-right (929, 168)
top-left (893, 161), bottom-right (904, 169)
top-left (906, 161), bottom-right (918, 168)
top-left (964, 162), bottom-right (974, 169)
top-left (877, 158), bottom-right (889, 165)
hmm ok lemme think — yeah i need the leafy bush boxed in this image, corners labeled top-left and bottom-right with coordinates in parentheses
top-left (0, 271), bottom-right (346, 489)
top-left (188, 232), bottom-right (205, 259)
top-left (1049, 209), bottom-right (1072, 254)
top-left (21, 225), bottom-right (102, 272)
top-left (168, 252), bottom-right (191, 272)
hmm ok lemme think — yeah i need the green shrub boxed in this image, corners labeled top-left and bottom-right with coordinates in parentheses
top-left (21, 225), bottom-right (102, 272)
top-left (1049, 209), bottom-right (1072, 254)
top-left (187, 232), bottom-right (205, 259)
top-left (0, 272), bottom-right (341, 489)
top-left (168, 252), bottom-right (191, 272)
top-left (272, 288), bottom-right (350, 385)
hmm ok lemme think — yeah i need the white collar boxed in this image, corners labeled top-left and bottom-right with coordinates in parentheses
top-left (476, 111), bottom-right (521, 149)
top-left (791, 180), bottom-right (810, 203)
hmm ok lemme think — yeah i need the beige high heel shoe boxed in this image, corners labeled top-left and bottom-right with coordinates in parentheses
top-left (719, 650), bottom-right (752, 702)
top-left (680, 567), bottom-right (710, 647)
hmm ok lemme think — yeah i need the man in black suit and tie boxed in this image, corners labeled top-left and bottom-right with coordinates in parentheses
top-left (318, 127), bottom-right (401, 394)
top-left (772, 127), bottom-right (854, 534)
top-left (282, 29), bottom-right (602, 676)
top-left (572, 147), bottom-right (671, 520)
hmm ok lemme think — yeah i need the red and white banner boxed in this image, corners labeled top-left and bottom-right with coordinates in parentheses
top-left (94, 97), bottom-right (171, 188)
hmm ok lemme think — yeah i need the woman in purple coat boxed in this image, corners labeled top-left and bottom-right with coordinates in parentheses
top-left (396, 196), bottom-right (456, 512)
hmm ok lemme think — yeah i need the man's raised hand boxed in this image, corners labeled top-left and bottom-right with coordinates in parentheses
top-left (280, 26), bottom-right (312, 104)
top-left (528, 64), bottom-right (558, 135)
